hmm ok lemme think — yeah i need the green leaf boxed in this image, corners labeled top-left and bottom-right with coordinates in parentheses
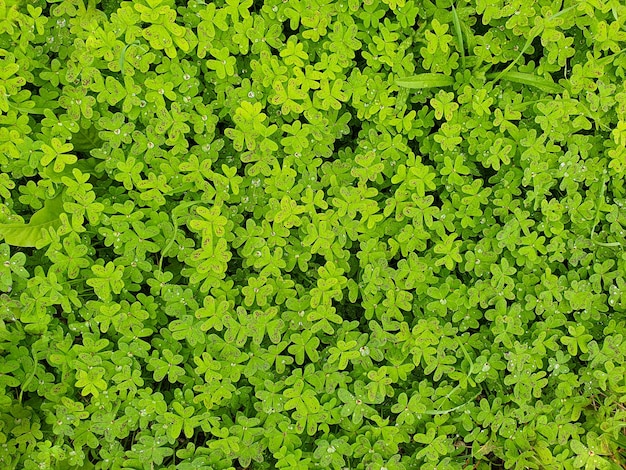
top-left (395, 73), bottom-right (455, 89)
top-left (71, 125), bottom-right (103, 152)
top-left (451, 3), bottom-right (465, 69)
top-left (488, 5), bottom-right (579, 84)
top-left (0, 194), bottom-right (64, 247)
top-left (487, 71), bottom-right (564, 93)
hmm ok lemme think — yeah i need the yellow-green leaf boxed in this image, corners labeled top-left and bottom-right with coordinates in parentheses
top-left (0, 194), bottom-right (64, 247)
top-left (488, 71), bottom-right (563, 94)
top-left (396, 73), bottom-right (455, 89)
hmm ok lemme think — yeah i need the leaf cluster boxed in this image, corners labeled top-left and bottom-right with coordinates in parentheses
top-left (0, 0), bottom-right (625, 469)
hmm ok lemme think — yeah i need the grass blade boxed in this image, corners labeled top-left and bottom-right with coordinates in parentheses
top-left (487, 71), bottom-right (563, 93)
top-left (510, 98), bottom-right (610, 131)
top-left (491, 4), bottom-right (579, 83)
top-left (396, 73), bottom-right (455, 90)
top-left (451, 2), bottom-right (466, 69)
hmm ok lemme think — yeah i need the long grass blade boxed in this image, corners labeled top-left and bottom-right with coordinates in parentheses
top-left (451, 2), bottom-right (466, 69)
top-left (396, 73), bottom-right (455, 90)
top-left (491, 4), bottom-right (579, 83)
top-left (487, 71), bottom-right (563, 93)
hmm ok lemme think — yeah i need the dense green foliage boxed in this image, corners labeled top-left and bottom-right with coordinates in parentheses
top-left (1, 0), bottom-right (626, 468)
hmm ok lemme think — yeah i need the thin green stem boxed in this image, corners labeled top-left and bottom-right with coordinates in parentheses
top-left (590, 172), bottom-right (608, 240)
top-left (590, 172), bottom-right (624, 248)
top-left (429, 338), bottom-right (478, 414)
top-left (511, 98), bottom-right (610, 132)
top-left (424, 391), bottom-right (481, 415)
top-left (7, 101), bottom-right (48, 114)
top-left (18, 352), bottom-right (39, 404)
top-left (119, 41), bottom-right (148, 75)
top-left (159, 200), bottom-right (202, 271)
top-left (491, 5), bottom-right (579, 84)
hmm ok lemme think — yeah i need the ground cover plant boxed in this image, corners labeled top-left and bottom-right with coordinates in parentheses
top-left (1, 0), bottom-right (626, 468)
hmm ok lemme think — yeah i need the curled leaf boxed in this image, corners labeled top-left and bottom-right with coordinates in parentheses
top-left (0, 194), bottom-right (64, 247)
